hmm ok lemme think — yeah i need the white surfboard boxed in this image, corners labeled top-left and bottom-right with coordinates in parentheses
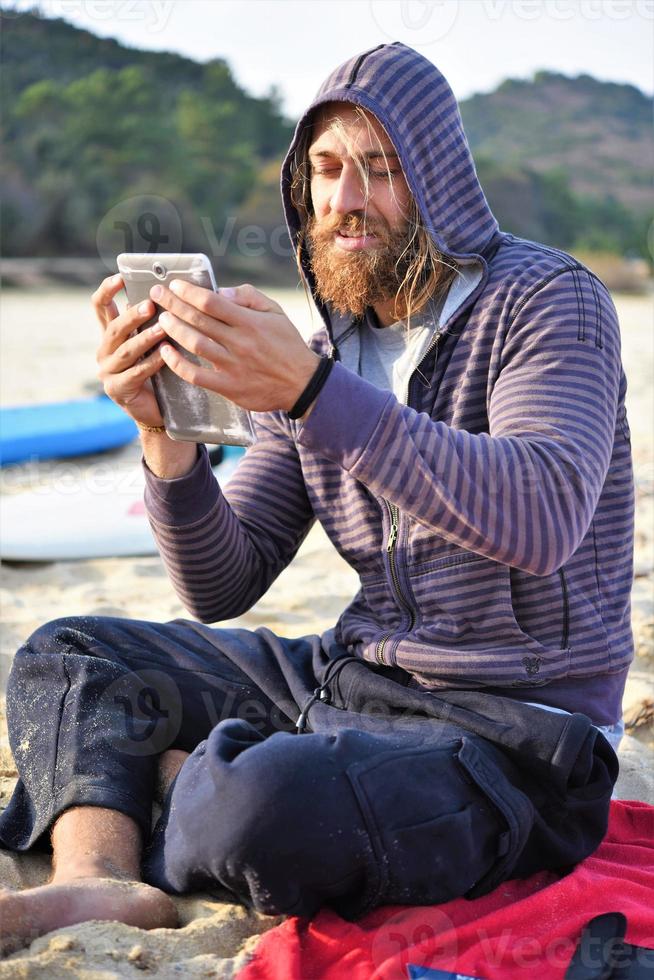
top-left (0, 448), bottom-right (243, 562)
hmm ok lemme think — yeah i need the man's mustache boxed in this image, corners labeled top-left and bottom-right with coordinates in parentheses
top-left (309, 213), bottom-right (391, 242)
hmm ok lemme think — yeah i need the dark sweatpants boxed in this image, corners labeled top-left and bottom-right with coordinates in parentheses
top-left (0, 616), bottom-right (617, 919)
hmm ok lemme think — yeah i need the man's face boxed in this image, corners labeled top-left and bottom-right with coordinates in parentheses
top-left (305, 102), bottom-right (414, 319)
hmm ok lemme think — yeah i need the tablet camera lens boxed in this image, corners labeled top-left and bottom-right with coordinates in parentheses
top-left (153, 262), bottom-right (166, 279)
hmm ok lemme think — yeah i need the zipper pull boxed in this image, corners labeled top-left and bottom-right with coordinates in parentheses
top-left (387, 521), bottom-right (398, 552)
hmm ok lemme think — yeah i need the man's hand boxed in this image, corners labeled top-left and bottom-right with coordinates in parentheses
top-left (94, 274), bottom-right (166, 428)
top-left (150, 281), bottom-right (321, 413)
top-left (93, 274), bottom-right (197, 479)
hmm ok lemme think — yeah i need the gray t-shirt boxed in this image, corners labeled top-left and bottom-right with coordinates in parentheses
top-left (335, 262), bottom-right (483, 403)
top-left (338, 294), bottom-right (445, 403)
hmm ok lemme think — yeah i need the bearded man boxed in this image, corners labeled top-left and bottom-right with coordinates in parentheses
top-left (0, 43), bottom-right (633, 949)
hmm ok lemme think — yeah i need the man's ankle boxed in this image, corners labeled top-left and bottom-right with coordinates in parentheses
top-left (51, 857), bottom-right (138, 884)
top-left (50, 806), bottom-right (143, 884)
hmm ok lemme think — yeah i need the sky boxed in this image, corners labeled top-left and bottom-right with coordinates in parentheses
top-left (2, 0), bottom-right (653, 117)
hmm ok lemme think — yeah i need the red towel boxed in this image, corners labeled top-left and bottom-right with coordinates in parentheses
top-left (237, 800), bottom-right (654, 980)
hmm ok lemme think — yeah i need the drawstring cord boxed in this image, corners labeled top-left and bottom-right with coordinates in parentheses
top-left (295, 656), bottom-right (358, 734)
top-left (295, 684), bottom-right (331, 734)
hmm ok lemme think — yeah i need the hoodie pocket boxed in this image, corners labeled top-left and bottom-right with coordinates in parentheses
top-left (406, 550), bottom-right (572, 683)
top-left (509, 564), bottom-right (571, 652)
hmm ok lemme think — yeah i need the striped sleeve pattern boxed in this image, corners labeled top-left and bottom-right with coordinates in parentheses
top-left (144, 415), bottom-right (314, 623)
top-left (298, 269), bottom-right (621, 578)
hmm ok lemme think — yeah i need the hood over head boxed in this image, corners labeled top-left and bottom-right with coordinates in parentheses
top-left (280, 42), bottom-right (500, 329)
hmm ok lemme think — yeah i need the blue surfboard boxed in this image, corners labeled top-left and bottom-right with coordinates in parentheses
top-left (0, 395), bottom-right (139, 466)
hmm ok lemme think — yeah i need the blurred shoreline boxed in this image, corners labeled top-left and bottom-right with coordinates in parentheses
top-left (0, 256), bottom-right (301, 291)
top-left (2, 254), bottom-right (652, 294)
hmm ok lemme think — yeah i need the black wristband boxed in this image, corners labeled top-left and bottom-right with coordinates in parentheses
top-left (287, 356), bottom-right (334, 420)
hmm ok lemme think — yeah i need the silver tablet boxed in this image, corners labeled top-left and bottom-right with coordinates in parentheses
top-left (117, 253), bottom-right (255, 447)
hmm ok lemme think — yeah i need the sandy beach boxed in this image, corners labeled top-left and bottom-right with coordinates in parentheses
top-left (0, 284), bottom-right (652, 976)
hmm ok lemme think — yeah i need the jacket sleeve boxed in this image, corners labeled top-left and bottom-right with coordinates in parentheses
top-left (144, 413), bottom-right (314, 623)
top-left (297, 269), bottom-right (622, 576)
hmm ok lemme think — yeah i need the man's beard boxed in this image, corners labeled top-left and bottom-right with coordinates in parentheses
top-left (305, 212), bottom-right (414, 320)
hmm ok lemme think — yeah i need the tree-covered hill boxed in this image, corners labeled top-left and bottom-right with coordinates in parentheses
top-left (461, 71), bottom-right (652, 213)
top-left (2, 7), bottom-right (205, 99)
top-left (1, 9), bottom-right (652, 274)
top-left (1, 8), bottom-right (295, 271)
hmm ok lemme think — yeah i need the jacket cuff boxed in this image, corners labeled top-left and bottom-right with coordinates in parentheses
top-left (143, 443), bottom-right (221, 525)
top-left (297, 361), bottom-right (393, 469)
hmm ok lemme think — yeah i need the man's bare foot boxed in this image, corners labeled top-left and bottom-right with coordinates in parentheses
top-left (0, 877), bottom-right (178, 956)
top-left (155, 749), bottom-right (190, 804)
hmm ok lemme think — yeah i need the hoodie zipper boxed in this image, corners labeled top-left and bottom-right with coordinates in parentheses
top-left (374, 334), bottom-right (444, 666)
top-left (415, 330), bottom-right (442, 392)
top-left (558, 567), bottom-right (570, 649)
top-left (374, 499), bottom-right (416, 665)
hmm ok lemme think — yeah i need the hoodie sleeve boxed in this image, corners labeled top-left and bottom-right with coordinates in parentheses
top-left (297, 269), bottom-right (622, 577)
top-left (144, 414), bottom-right (314, 623)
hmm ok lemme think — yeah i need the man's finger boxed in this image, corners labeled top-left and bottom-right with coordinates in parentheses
top-left (158, 311), bottom-right (228, 363)
top-left (218, 283), bottom-right (284, 315)
top-left (92, 274), bottom-right (124, 307)
top-left (100, 300), bottom-right (156, 357)
top-left (92, 274), bottom-right (124, 326)
top-left (151, 285), bottom-right (230, 337)
top-left (151, 283), bottom-right (249, 340)
top-left (103, 347), bottom-right (165, 403)
top-left (161, 279), bottom-right (282, 324)
top-left (160, 343), bottom-right (231, 397)
top-left (98, 321), bottom-right (165, 376)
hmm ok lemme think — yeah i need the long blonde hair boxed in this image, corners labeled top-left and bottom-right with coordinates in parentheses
top-left (289, 104), bottom-right (459, 325)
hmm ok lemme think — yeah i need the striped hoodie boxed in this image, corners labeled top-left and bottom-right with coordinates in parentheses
top-left (144, 43), bottom-right (634, 725)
